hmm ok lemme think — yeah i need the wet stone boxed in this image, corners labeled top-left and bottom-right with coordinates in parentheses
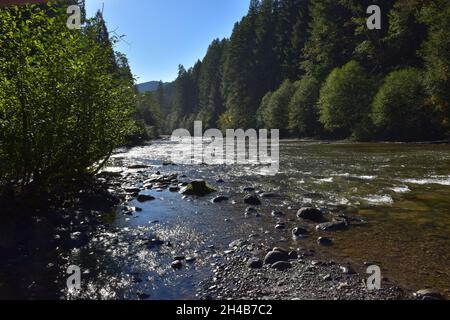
top-left (271, 261), bottom-right (292, 271)
top-left (247, 257), bottom-right (263, 269)
top-left (244, 195), bottom-right (262, 206)
top-left (211, 196), bottom-right (229, 203)
top-left (171, 260), bottom-right (183, 269)
top-left (317, 237), bottom-right (333, 246)
top-left (316, 220), bottom-right (348, 232)
top-left (264, 251), bottom-right (289, 265)
top-left (137, 194), bottom-right (156, 203)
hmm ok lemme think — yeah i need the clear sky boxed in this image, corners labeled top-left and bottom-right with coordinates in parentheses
top-left (85, 0), bottom-right (250, 84)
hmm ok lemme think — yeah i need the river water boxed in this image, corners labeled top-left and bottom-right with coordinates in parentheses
top-left (1, 139), bottom-right (449, 299)
top-left (94, 139), bottom-right (450, 299)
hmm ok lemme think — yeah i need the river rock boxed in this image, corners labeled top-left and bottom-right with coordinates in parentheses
top-left (186, 256), bottom-right (196, 263)
top-left (243, 187), bottom-right (256, 192)
top-left (264, 250), bottom-right (289, 265)
top-left (316, 220), bottom-right (348, 232)
top-left (271, 261), bottom-right (292, 271)
top-left (180, 180), bottom-right (216, 196)
top-left (288, 251), bottom-right (298, 260)
top-left (211, 195), bottom-right (229, 203)
top-left (171, 260), bottom-right (183, 269)
top-left (244, 195), bottom-right (262, 206)
top-left (261, 193), bottom-right (280, 198)
top-left (414, 289), bottom-right (446, 300)
top-left (229, 239), bottom-right (247, 248)
top-left (339, 265), bottom-right (355, 275)
top-left (169, 185), bottom-right (180, 192)
top-left (247, 257), bottom-right (263, 269)
top-left (317, 237), bottom-right (333, 246)
top-left (275, 223), bottom-right (286, 230)
top-left (245, 207), bottom-right (258, 216)
top-left (271, 210), bottom-right (285, 217)
top-left (124, 187), bottom-right (141, 193)
top-left (292, 227), bottom-right (308, 238)
top-left (297, 207), bottom-right (324, 222)
top-left (137, 194), bottom-right (156, 203)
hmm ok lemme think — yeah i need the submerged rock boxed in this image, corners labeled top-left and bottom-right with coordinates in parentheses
top-left (317, 237), bottom-right (333, 246)
top-left (180, 180), bottom-right (216, 196)
top-left (169, 185), bottom-right (180, 192)
top-left (297, 207), bottom-right (324, 222)
top-left (211, 195), bottom-right (229, 203)
top-left (171, 260), bottom-right (183, 269)
top-left (264, 250), bottom-right (289, 265)
top-left (414, 289), bottom-right (446, 300)
top-left (271, 210), bottom-right (285, 217)
top-left (244, 195), bottom-right (262, 206)
top-left (292, 227), bottom-right (309, 238)
top-left (137, 194), bottom-right (156, 203)
top-left (316, 220), bottom-right (348, 232)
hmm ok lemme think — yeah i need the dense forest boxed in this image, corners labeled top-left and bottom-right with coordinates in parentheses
top-left (164, 0), bottom-right (450, 141)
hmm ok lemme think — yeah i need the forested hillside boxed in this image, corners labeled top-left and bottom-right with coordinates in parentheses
top-left (165, 0), bottom-right (450, 141)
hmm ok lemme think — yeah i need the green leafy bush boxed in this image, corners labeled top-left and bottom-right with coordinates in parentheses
top-left (0, 3), bottom-right (135, 193)
top-left (257, 79), bottom-right (294, 133)
top-left (318, 61), bottom-right (375, 138)
top-left (288, 76), bottom-right (321, 137)
top-left (371, 68), bottom-right (441, 141)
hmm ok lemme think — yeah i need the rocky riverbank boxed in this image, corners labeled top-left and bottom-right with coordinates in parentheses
top-left (0, 152), bottom-right (447, 300)
top-left (93, 166), bottom-right (442, 300)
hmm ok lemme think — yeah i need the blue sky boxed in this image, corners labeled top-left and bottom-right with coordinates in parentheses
top-left (85, 0), bottom-right (249, 83)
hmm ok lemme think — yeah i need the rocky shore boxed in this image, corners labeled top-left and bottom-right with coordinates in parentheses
top-left (95, 167), bottom-right (441, 300)
top-left (0, 156), bottom-right (446, 300)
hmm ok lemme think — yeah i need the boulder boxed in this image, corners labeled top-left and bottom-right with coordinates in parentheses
top-left (244, 195), bottom-right (262, 206)
top-left (264, 250), bottom-right (289, 265)
top-left (316, 220), bottom-right (348, 232)
top-left (297, 207), bottom-right (324, 222)
top-left (180, 180), bottom-right (216, 196)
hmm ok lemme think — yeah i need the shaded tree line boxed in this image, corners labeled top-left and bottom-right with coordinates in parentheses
top-left (0, 1), bottom-right (138, 195)
top-left (166, 0), bottom-right (450, 142)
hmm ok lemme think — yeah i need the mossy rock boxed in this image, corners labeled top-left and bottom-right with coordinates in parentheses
top-left (180, 180), bottom-right (216, 196)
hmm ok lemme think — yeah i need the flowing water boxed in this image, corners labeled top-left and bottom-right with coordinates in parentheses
top-left (1, 139), bottom-right (449, 299)
top-left (104, 139), bottom-right (450, 297)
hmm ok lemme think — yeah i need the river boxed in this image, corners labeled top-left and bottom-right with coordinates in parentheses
top-left (1, 139), bottom-right (449, 299)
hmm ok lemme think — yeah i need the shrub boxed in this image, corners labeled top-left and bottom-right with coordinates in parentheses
top-left (0, 4), bottom-right (135, 193)
top-left (371, 68), bottom-right (441, 141)
top-left (288, 76), bottom-right (322, 137)
top-left (318, 61), bottom-right (375, 138)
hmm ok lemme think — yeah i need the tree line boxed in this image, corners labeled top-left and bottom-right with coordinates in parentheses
top-left (0, 0), bottom-right (142, 195)
top-left (165, 0), bottom-right (450, 142)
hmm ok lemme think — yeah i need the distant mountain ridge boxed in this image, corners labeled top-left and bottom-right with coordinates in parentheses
top-left (136, 81), bottom-right (163, 93)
